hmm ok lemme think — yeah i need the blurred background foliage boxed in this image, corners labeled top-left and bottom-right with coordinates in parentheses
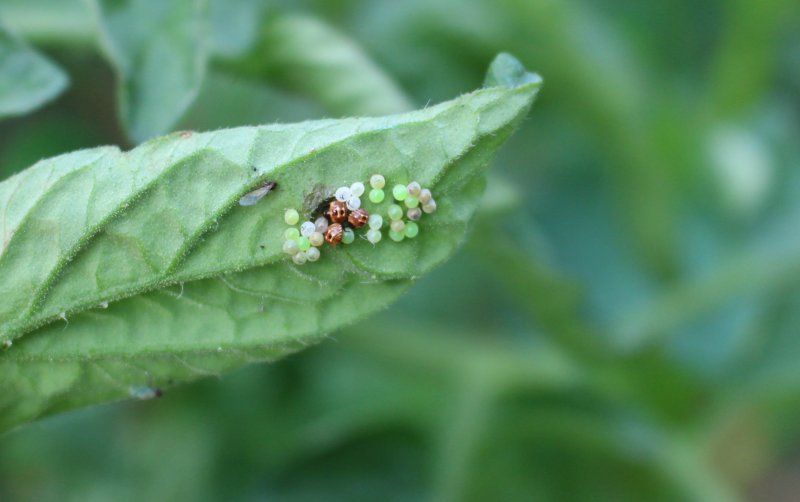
top-left (1, 0), bottom-right (800, 500)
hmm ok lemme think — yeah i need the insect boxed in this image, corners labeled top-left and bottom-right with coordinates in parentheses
top-left (130, 385), bottom-right (163, 400)
top-left (327, 200), bottom-right (349, 223)
top-left (325, 223), bottom-right (344, 246)
top-left (348, 208), bottom-right (370, 228)
top-left (239, 181), bottom-right (277, 206)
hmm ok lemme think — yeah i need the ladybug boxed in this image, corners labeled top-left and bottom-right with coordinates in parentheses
top-left (327, 200), bottom-right (348, 223)
top-left (325, 223), bottom-right (344, 246)
top-left (348, 208), bottom-right (369, 228)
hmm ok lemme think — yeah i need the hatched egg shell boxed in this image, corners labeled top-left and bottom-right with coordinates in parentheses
top-left (335, 186), bottom-right (352, 201)
top-left (300, 221), bottom-right (316, 237)
top-left (347, 196), bottom-right (361, 210)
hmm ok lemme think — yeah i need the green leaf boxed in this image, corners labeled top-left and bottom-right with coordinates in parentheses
top-left (0, 54), bottom-right (542, 432)
top-left (223, 13), bottom-right (414, 116)
top-left (87, 0), bottom-right (208, 143)
top-left (484, 52), bottom-right (543, 89)
top-left (0, 23), bottom-right (68, 119)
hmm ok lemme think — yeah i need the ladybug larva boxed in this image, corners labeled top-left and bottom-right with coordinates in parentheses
top-left (325, 223), bottom-right (344, 246)
top-left (327, 200), bottom-right (349, 223)
top-left (348, 208), bottom-right (370, 228)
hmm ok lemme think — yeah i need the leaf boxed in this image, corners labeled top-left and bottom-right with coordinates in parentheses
top-left (87, 0), bottom-right (208, 143)
top-left (223, 13), bottom-right (414, 116)
top-left (0, 54), bottom-right (542, 432)
top-left (208, 0), bottom-right (267, 59)
top-left (0, 23), bottom-right (68, 119)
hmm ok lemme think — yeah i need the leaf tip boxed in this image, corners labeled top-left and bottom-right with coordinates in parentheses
top-left (483, 53), bottom-right (543, 90)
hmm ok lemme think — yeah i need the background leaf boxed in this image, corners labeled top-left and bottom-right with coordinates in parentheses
top-left (0, 55), bottom-right (541, 432)
top-left (87, 0), bottom-right (208, 143)
top-left (0, 23), bottom-right (68, 119)
top-left (221, 13), bottom-right (414, 116)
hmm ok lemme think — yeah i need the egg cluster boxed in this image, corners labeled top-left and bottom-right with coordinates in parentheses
top-left (282, 175), bottom-right (437, 264)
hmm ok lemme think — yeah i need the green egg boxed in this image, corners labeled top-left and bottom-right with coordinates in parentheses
top-left (369, 188), bottom-right (385, 203)
top-left (387, 204), bottom-right (403, 221)
top-left (392, 184), bottom-right (408, 201)
top-left (342, 228), bottom-right (355, 244)
top-left (404, 221), bottom-right (419, 238)
top-left (284, 208), bottom-right (300, 226)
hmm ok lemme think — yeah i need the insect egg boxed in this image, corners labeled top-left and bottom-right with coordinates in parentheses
top-left (328, 200), bottom-right (349, 223)
top-left (404, 196), bottom-right (419, 209)
top-left (314, 216), bottom-right (329, 233)
top-left (407, 208), bottom-right (422, 221)
top-left (297, 236), bottom-right (311, 251)
top-left (389, 230), bottom-right (405, 242)
top-left (343, 228), bottom-right (355, 244)
top-left (368, 214), bottom-right (383, 229)
top-left (407, 181), bottom-right (421, 197)
top-left (418, 189), bottom-right (432, 204)
top-left (422, 199), bottom-right (438, 214)
top-left (310, 231), bottom-right (325, 247)
top-left (390, 219), bottom-right (405, 233)
top-left (348, 208), bottom-right (369, 228)
top-left (306, 247), bottom-right (321, 262)
top-left (283, 240), bottom-right (300, 255)
top-left (284, 208), bottom-right (300, 225)
top-left (300, 221), bottom-right (316, 237)
top-left (392, 184), bottom-right (408, 201)
top-left (387, 204), bottom-right (403, 221)
top-left (370, 174), bottom-right (385, 189)
top-left (284, 227), bottom-right (300, 240)
top-left (369, 189), bottom-right (385, 203)
top-left (347, 196), bottom-right (361, 210)
top-left (404, 221), bottom-right (419, 238)
top-left (293, 252), bottom-right (308, 265)
top-left (335, 186), bottom-right (352, 202)
top-left (325, 223), bottom-right (344, 246)
top-left (366, 228), bottom-right (382, 243)
top-left (350, 182), bottom-right (365, 197)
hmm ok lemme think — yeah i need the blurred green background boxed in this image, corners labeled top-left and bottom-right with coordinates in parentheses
top-left (2, 0), bottom-right (800, 500)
